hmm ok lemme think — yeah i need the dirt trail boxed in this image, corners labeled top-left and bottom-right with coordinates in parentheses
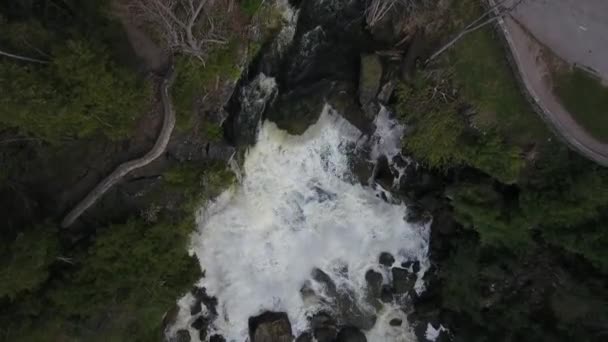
top-left (61, 70), bottom-right (176, 228)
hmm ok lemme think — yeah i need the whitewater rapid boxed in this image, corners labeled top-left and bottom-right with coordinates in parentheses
top-left (170, 105), bottom-right (430, 341)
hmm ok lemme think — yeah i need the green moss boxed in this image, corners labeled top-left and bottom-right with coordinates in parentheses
top-left (442, 0), bottom-right (549, 146)
top-left (240, 0), bottom-right (265, 17)
top-left (451, 182), bottom-right (532, 251)
top-left (395, 80), bottom-right (524, 183)
top-left (553, 67), bottom-right (608, 143)
top-left (0, 40), bottom-right (151, 144)
top-left (0, 225), bottom-right (59, 300)
top-left (172, 42), bottom-right (243, 132)
top-left (163, 161), bottom-right (235, 213)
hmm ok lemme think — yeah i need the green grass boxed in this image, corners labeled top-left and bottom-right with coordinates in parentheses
top-left (172, 42), bottom-right (243, 132)
top-left (554, 67), bottom-right (608, 143)
top-left (239, 0), bottom-right (264, 17)
top-left (442, 0), bottom-right (550, 146)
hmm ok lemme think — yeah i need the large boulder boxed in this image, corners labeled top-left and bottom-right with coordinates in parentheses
top-left (311, 312), bottom-right (338, 342)
top-left (359, 54), bottom-right (383, 106)
top-left (312, 269), bottom-right (377, 330)
top-left (392, 267), bottom-right (416, 294)
top-left (266, 80), bottom-right (372, 135)
top-left (249, 312), bottom-right (293, 342)
top-left (379, 252), bottom-right (395, 267)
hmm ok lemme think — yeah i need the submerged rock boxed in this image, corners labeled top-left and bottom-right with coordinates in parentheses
top-left (311, 312), bottom-right (338, 342)
top-left (381, 284), bottom-right (394, 303)
top-left (174, 329), bottom-right (191, 342)
top-left (389, 318), bottom-right (403, 326)
top-left (336, 327), bottom-right (367, 342)
top-left (209, 334), bottom-right (225, 342)
top-left (295, 332), bottom-right (313, 342)
top-left (312, 268), bottom-right (338, 296)
top-left (249, 312), bottom-right (293, 342)
top-left (392, 267), bottom-right (416, 294)
top-left (192, 287), bottom-right (218, 316)
top-left (191, 316), bottom-right (207, 331)
top-left (365, 269), bottom-right (383, 298)
top-left (379, 252), bottom-right (395, 267)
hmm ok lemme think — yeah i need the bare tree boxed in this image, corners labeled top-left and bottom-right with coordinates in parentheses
top-left (425, 0), bottom-right (525, 63)
top-left (365, 0), bottom-right (429, 27)
top-left (128, 0), bottom-right (235, 61)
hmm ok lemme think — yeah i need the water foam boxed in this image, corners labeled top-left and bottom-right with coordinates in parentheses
top-left (171, 106), bottom-right (429, 341)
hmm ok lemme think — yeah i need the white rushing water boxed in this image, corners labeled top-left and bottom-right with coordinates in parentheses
top-left (170, 105), bottom-right (430, 341)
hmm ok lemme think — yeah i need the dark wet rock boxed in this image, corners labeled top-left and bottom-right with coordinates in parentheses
top-left (390, 318), bottom-right (403, 326)
top-left (405, 204), bottom-right (425, 223)
top-left (174, 329), bottom-right (191, 342)
top-left (336, 292), bottom-right (377, 330)
top-left (312, 186), bottom-right (337, 202)
top-left (314, 327), bottom-right (338, 342)
top-left (297, 0), bottom-right (367, 49)
top-left (418, 193), bottom-right (442, 213)
top-left (392, 154), bottom-right (407, 168)
top-left (206, 143), bottom-right (236, 161)
top-left (381, 284), bottom-right (393, 303)
top-left (300, 281), bottom-right (316, 300)
top-left (191, 316), bottom-right (210, 331)
top-left (162, 304), bottom-right (180, 330)
top-left (267, 80), bottom-right (367, 135)
top-left (226, 74), bottom-right (278, 146)
top-left (209, 334), bottom-right (225, 342)
top-left (310, 270), bottom-right (376, 330)
top-left (398, 165), bottom-right (442, 198)
top-left (379, 252), bottom-right (395, 267)
top-left (402, 260), bottom-right (421, 273)
top-left (365, 269), bottom-right (383, 297)
top-left (283, 0), bottom-right (368, 89)
top-left (295, 332), bottom-right (313, 342)
top-left (336, 327), bottom-right (367, 342)
top-left (285, 26), bottom-right (331, 86)
top-left (392, 267), bottom-right (416, 294)
top-left (311, 312), bottom-right (337, 342)
top-left (431, 210), bottom-right (456, 236)
top-left (412, 261), bottom-right (421, 273)
top-left (192, 287), bottom-right (218, 316)
top-left (359, 54), bottom-right (383, 106)
top-left (249, 312), bottom-right (293, 342)
top-left (400, 29), bottom-right (427, 82)
top-left (312, 268), bottom-right (337, 296)
top-left (311, 312), bottom-right (336, 330)
top-left (373, 155), bottom-right (394, 189)
top-left (190, 301), bottom-right (202, 316)
top-left (377, 80), bottom-right (396, 104)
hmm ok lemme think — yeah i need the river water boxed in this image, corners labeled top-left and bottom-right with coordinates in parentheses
top-left (169, 101), bottom-right (430, 341)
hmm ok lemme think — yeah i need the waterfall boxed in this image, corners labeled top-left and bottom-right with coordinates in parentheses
top-left (168, 105), bottom-right (430, 341)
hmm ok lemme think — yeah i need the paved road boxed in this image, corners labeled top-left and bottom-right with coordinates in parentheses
top-left (490, 0), bottom-right (608, 166)
top-left (508, 0), bottom-right (608, 82)
top-left (61, 69), bottom-right (177, 228)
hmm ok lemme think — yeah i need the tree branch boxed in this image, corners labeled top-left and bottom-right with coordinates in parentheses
top-left (0, 48), bottom-right (50, 64)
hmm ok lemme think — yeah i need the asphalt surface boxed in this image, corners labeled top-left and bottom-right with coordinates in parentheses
top-left (508, 0), bottom-right (608, 82)
top-left (492, 0), bottom-right (608, 166)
